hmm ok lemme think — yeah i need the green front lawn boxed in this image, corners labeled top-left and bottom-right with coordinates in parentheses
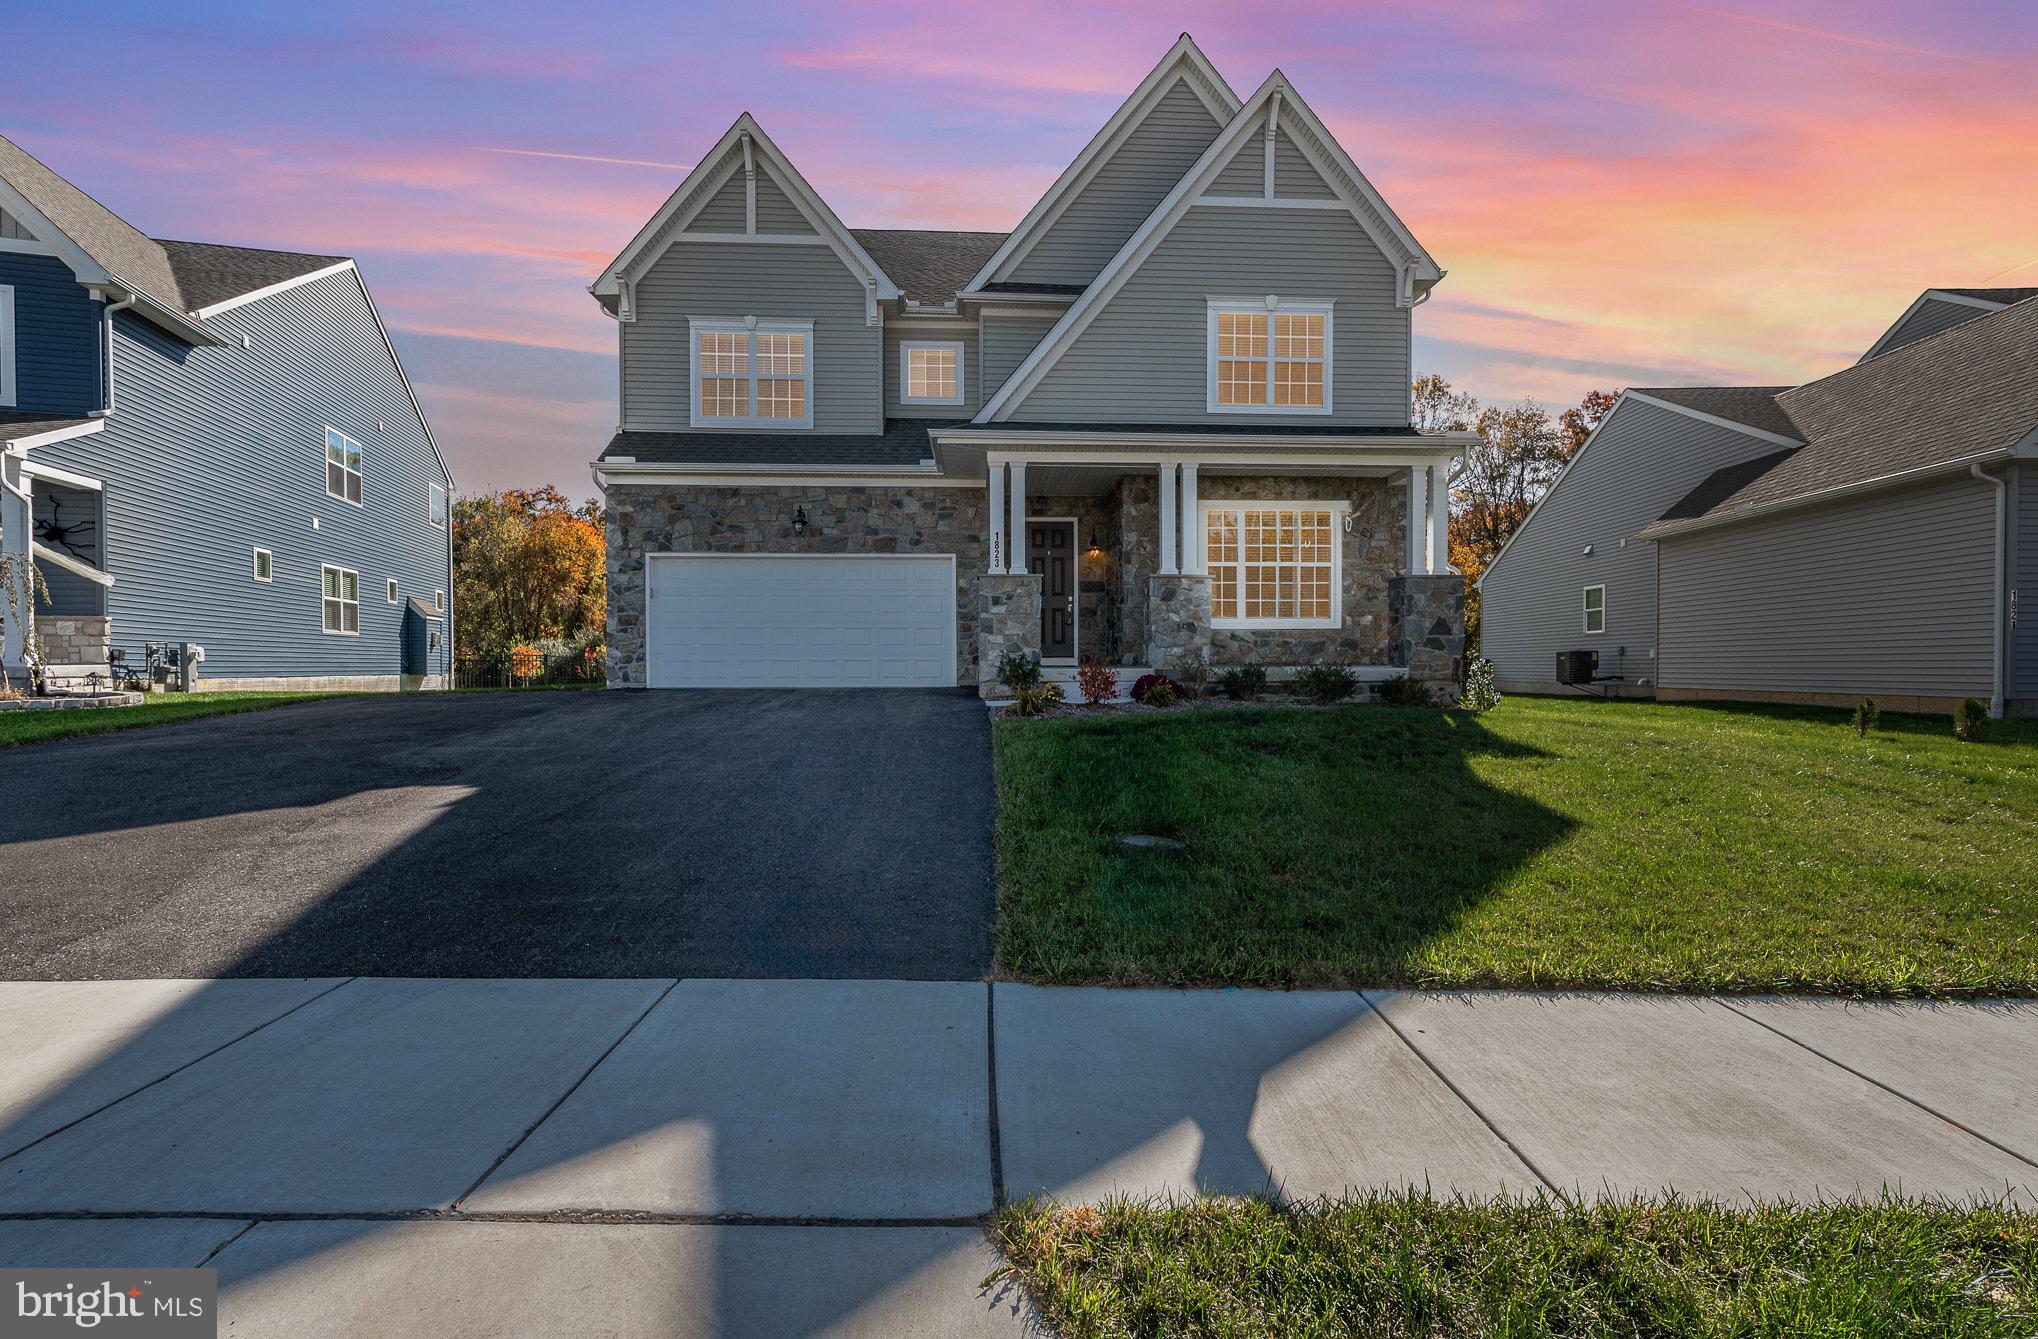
top-left (993, 1194), bottom-right (2037, 1339)
top-left (0, 691), bottom-right (339, 749)
top-left (993, 697), bottom-right (2038, 994)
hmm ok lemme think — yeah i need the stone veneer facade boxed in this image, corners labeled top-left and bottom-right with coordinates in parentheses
top-left (1388, 573), bottom-right (1468, 692)
top-left (36, 615), bottom-right (111, 668)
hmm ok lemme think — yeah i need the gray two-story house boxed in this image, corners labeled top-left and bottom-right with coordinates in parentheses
top-left (590, 36), bottom-right (1474, 693)
top-left (0, 134), bottom-right (454, 693)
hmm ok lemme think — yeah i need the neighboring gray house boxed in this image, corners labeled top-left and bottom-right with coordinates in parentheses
top-left (0, 135), bottom-right (454, 692)
top-left (1479, 288), bottom-right (2038, 716)
top-left (590, 36), bottom-right (1475, 693)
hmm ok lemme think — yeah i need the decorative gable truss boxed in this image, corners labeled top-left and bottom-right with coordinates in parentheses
top-left (977, 71), bottom-right (1447, 423)
top-left (591, 115), bottom-right (901, 326)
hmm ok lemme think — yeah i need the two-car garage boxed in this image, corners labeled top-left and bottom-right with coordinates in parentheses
top-left (644, 554), bottom-right (958, 688)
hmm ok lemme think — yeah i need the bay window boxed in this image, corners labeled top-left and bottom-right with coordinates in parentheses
top-left (1203, 502), bottom-right (1342, 626)
top-left (1206, 298), bottom-right (1332, 414)
top-left (690, 318), bottom-right (813, 428)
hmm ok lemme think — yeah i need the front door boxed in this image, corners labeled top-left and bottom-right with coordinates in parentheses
top-left (1027, 520), bottom-right (1076, 660)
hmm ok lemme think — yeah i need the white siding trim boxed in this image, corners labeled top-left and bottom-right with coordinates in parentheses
top-left (193, 259), bottom-right (357, 319)
top-left (1624, 391), bottom-right (1802, 449)
top-left (1859, 289), bottom-right (2011, 362)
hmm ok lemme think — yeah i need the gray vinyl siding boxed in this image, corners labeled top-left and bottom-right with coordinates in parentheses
top-left (1656, 475), bottom-right (1997, 699)
top-left (1209, 139), bottom-right (1263, 195)
top-left (1007, 80), bottom-right (1221, 289)
top-left (1869, 296), bottom-right (1994, 357)
top-left (1, 251), bottom-right (101, 414)
top-left (884, 323), bottom-right (979, 417)
top-left (687, 172), bottom-right (747, 232)
top-left (1013, 206), bottom-right (1408, 425)
top-left (1275, 130), bottom-right (1335, 197)
top-left (621, 241), bottom-right (880, 433)
top-left (979, 312), bottom-right (1059, 404)
top-left (1479, 399), bottom-right (1792, 687)
top-left (2014, 462), bottom-right (2038, 702)
top-left (754, 172), bottom-right (815, 234)
top-left (30, 269), bottom-right (452, 681)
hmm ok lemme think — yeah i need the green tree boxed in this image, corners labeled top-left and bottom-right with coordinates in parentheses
top-left (452, 487), bottom-right (606, 657)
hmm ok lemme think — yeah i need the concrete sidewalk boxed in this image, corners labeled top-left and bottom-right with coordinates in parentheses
top-left (2, 979), bottom-right (2033, 1335)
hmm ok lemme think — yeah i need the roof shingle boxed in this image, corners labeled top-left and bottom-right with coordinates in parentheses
top-left (849, 229), bottom-right (1006, 304)
top-left (156, 239), bottom-right (348, 312)
top-left (1629, 386), bottom-right (1801, 441)
top-left (603, 419), bottom-right (960, 467)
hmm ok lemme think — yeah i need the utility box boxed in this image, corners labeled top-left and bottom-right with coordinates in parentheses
top-left (1555, 649), bottom-right (1598, 685)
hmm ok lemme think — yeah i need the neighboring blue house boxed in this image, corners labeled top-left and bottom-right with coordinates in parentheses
top-left (0, 133), bottom-right (454, 692)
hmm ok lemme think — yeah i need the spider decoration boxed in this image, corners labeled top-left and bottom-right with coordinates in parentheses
top-left (32, 490), bottom-right (99, 563)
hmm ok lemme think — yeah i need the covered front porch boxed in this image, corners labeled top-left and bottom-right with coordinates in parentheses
top-left (934, 433), bottom-right (1471, 697)
top-left (2, 422), bottom-right (117, 693)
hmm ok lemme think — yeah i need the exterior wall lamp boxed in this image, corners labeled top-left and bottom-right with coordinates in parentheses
top-left (793, 505), bottom-right (809, 536)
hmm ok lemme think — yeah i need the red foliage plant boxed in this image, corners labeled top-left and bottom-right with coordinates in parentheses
top-left (1074, 658), bottom-right (1118, 705)
top-left (1131, 672), bottom-right (1184, 704)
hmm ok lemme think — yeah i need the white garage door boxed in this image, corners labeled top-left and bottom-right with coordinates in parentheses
top-left (646, 554), bottom-right (957, 688)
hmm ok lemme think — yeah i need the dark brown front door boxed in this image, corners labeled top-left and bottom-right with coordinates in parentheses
top-left (1027, 520), bottom-right (1076, 659)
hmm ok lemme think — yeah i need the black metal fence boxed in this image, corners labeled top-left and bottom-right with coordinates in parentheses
top-left (453, 646), bottom-right (606, 691)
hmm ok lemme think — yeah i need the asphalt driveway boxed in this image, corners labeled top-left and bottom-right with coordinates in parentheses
top-left (0, 691), bottom-right (996, 980)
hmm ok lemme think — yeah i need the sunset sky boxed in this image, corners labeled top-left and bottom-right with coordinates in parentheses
top-left (6, 1), bottom-right (2034, 496)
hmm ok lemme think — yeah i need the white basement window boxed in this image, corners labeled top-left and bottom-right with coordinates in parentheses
top-left (900, 340), bottom-right (964, 405)
top-left (322, 564), bottom-right (360, 634)
top-left (1203, 503), bottom-right (1343, 627)
top-left (690, 318), bottom-right (814, 428)
top-left (1583, 584), bottom-right (1606, 634)
top-left (1206, 298), bottom-right (1332, 414)
top-left (325, 427), bottom-right (363, 504)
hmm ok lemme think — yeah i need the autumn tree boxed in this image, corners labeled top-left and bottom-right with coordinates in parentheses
top-left (452, 486), bottom-right (606, 657)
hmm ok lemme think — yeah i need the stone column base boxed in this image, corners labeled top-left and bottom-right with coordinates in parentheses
top-left (38, 615), bottom-right (111, 666)
top-left (1388, 573), bottom-right (1466, 694)
top-left (976, 572), bottom-right (1042, 697)
top-left (1146, 572), bottom-right (1211, 671)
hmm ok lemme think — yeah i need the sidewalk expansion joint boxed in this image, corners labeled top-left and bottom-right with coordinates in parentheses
top-left (985, 980), bottom-right (1007, 1208)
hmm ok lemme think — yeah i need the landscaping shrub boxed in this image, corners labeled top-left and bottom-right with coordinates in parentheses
top-left (1163, 653), bottom-right (1210, 699)
top-left (996, 649), bottom-right (1041, 692)
top-left (1376, 673), bottom-right (1434, 707)
top-left (1853, 698), bottom-right (1879, 736)
top-left (1074, 659), bottom-right (1118, 705)
top-left (1296, 664), bottom-right (1359, 705)
top-left (1131, 672), bottom-right (1184, 705)
top-left (1219, 665), bottom-right (1267, 700)
top-left (1141, 680), bottom-right (1178, 708)
top-left (1460, 657), bottom-right (1501, 713)
top-left (1009, 682), bottom-right (1064, 717)
top-left (1955, 697), bottom-right (1989, 743)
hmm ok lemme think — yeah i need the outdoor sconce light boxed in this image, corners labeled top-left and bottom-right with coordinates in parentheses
top-left (793, 505), bottom-right (809, 535)
top-left (1085, 531), bottom-right (1104, 556)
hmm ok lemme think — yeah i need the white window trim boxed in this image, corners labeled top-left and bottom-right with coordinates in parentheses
top-left (324, 426), bottom-right (364, 506)
top-left (434, 589), bottom-right (446, 612)
top-left (0, 284), bottom-right (15, 408)
top-left (899, 339), bottom-right (966, 406)
top-left (1201, 499), bottom-right (1347, 628)
top-left (387, 578), bottom-right (400, 604)
top-left (428, 481), bottom-right (447, 528)
top-left (1583, 584), bottom-right (1606, 635)
top-left (687, 316), bottom-right (815, 429)
top-left (252, 547), bottom-right (272, 583)
top-left (321, 563), bottom-right (360, 636)
top-left (1205, 296), bottom-right (1333, 416)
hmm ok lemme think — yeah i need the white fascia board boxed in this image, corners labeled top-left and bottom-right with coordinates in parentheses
top-left (193, 259), bottom-right (356, 319)
top-left (956, 291), bottom-right (1078, 307)
top-left (963, 35), bottom-right (1241, 293)
top-left (1268, 73), bottom-right (1442, 285)
top-left (933, 426), bottom-right (1475, 451)
top-left (5, 418), bottom-right (105, 452)
top-left (350, 267), bottom-right (457, 490)
top-left (593, 115), bottom-right (900, 302)
top-left (976, 71), bottom-right (1445, 424)
top-left (1857, 289), bottom-right (2009, 362)
top-left (1636, 447), bottom-right (2016, 543)
top-left (596, 462), bottom-right (959, 488)
top-left (0, 178), bottom-right (113, 288)
top-left (1623, 391), bottom-right (1803, 449)
top-left (19, 456), bottom-right (103, 488)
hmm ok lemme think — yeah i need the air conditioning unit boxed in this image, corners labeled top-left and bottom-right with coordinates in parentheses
top-left (1556, 649), bottom-right (1598, 685)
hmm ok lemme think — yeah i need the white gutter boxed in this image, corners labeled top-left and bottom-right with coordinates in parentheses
top-left (1640, 447), bottom-right (2015, 541)
top-left (98, 293), bottom-right (138, 414)
top-left (931, 428), bottom-right (1483, 450)
top-left (1973, 462), bottom-right (2009, 718)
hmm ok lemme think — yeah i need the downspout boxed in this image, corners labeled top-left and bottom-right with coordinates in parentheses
top-left (1973, 463), bottom-right (2008, 718)
top-left (99, 292), bottom-right (138, 414)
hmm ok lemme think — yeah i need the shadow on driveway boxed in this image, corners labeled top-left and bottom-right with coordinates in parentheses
top-left (0, 690), bottom-right (995, 980)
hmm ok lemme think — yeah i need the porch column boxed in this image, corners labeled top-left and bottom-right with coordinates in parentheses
top-left (1158, 462), bottom-right (1178, 574)
top-left (1429, 462), bottom-right (1452, 573)
top-left (1179, 461), bottom-right (1201, 574)
top-left (0, 451), bottom-right (31, 675)
top-left (1008, 460), bottom-right (1028, 574)
top-left (1405, 463), bottom-right (1430, 574)
top-left (987, 459), bottom-right (1007, 573)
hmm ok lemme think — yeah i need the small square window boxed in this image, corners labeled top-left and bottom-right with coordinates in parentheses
top-left (253, 548), bottom-right (273, 582)
top-left (387, 578), bottom-right (400, 604)
top-left (429, 482), bottom-right (447, 528)
top-left (1583, 585), bottom-right (1606, 635)
top-left (900, 341), bottom-right (964, 405)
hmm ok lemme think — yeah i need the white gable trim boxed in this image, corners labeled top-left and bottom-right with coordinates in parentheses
top-left (592, 115), bottom-right (899, 311)
top-left (962, 35), bottom-right (1240, 293)
top-left (1623, 392), bottom-right (1802, 449)
top-left (193, 259), bottom-right (357, 319)
top-left (1859, 289), bottom-right (2010, 362)
top-left (349, 267), bottom-right (457, 490)
top-left (976, 72), bottom-right (1444, 424)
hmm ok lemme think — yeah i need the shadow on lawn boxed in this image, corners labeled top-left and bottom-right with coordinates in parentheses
top-left (994, 705), bottom-right (1578, 988)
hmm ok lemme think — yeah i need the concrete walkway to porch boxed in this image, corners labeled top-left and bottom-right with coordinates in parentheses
top-left (1, 979), bottom-right (2033, 1335)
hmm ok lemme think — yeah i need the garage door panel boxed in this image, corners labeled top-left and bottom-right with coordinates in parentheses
top-left (647, 555), bottom-right (957, 688)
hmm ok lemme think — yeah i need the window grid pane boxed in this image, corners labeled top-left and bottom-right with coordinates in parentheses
top-left (699, 377), bottom-right (747, 418)
top-left (756, 332), bottom-right (804, 376)
top-left (755, 378), bottom-right (805, 420)
top-left (906, 347), bottom-right (957, 399)
top-left (1210, 506), bottom-right (1335, 624)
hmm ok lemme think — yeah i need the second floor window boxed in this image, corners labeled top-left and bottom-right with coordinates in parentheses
top-left (1206, 299), bottom-right (1332, 414)
top-left (691, 319), bottom-right (813, 428)
top-left (326, 427), bottom-right (363, 504)
top-left (901, 341), bottom-right (964, 405)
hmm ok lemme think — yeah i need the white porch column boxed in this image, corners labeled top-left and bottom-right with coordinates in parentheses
top-left (1158, 462), bottom-right (1178, 574)
top-left (987, 458), bottom-right (1007, 573)
top-left (1008, 460), bottom-right (1028, 574)
top-left (1405, 463), bottom-right (1430, 574)
top-left (1429, 463), bottom-right (1452, 574)
top-left (0, 452), bottom-right (32, 672)
top-left (1178, 461), bottom-right (1201, 574)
